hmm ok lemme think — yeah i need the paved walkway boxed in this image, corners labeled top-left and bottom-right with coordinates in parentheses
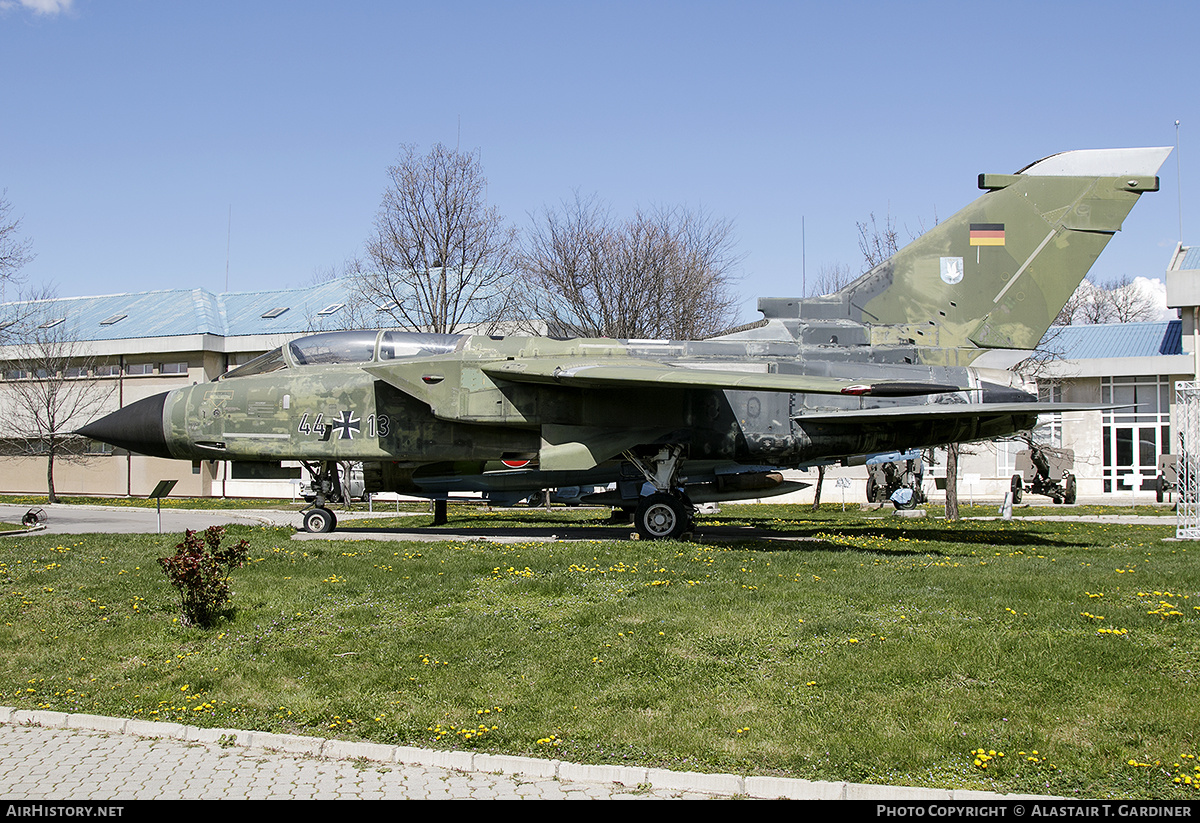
top-left (0, 708), bottom-right (1021, 801)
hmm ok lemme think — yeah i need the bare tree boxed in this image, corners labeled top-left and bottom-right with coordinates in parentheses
top-left (807, 262), bottom-right (855, 298)
top-left (944, 443), bottom-right (960, 521)
top-left (521, 193), bottom-right (743, 339)
top-left (1054, 275), bottom-right (1159, 326)
top-left (0, 190), bottom-right (33, 295)
top-left (811, 464), bottom-right (826, 510)
top-left (354, 143), bottom-right (520, 334)
top-left (856, 211), bottom-right (900, 271)
top-left (1, 312), bottom-right (115, 503)
top-left (296, 259), bottom-right (380, 333)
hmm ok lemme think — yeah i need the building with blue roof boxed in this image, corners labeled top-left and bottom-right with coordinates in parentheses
top-left (0, 279), bottom-right (379, 499)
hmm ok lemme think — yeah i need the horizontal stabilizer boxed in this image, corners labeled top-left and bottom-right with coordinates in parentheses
top-left (484, 359), bottom-right (964, 397)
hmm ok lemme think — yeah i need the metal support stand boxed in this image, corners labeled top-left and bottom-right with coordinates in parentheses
top-left (1176, 381), bottom-right (1200, 538)
top-left (148, 479), bottom-right (178, 534)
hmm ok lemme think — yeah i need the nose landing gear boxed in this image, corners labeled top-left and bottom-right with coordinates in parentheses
top-left (300, 460), bottom-right (343, 533)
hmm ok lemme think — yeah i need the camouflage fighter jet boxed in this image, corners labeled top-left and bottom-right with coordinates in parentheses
top-left (78, 147), bottom-right (1171, 538)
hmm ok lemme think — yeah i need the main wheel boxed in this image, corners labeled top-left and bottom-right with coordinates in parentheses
top-left (303, 507), bottom-right (336, 534)
top-left (1156, 475), bottom-right (1165, 504)
top-left (1010, 473), bottom-right (1023, 505)
top-left (1064, 474), bottom-right (1077, 505)
top-left (635, 493), bottom-right (691, 540)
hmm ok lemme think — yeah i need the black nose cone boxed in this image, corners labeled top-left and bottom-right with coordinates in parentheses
top-left (76, 392), bottom-right (173, 459)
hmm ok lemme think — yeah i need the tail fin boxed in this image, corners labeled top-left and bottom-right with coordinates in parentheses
top-left (847, 147), bottom-right (1170, 350)
top-left (755, 148), bottom-right (1171, 355)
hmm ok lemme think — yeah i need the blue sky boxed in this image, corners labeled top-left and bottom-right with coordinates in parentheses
top-left (2, 0), bottom-right (1197, 324)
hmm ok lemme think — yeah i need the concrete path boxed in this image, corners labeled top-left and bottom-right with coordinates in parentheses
top-left (2, 502), bottom-right (1181, 542)
top-left (0, 503), bottom-right (278, 535)
top-left (0, 708), bottom-right (1020, 801)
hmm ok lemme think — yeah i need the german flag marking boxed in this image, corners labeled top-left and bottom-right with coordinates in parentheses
top-left (969, 223), bottom-right (1005, 246)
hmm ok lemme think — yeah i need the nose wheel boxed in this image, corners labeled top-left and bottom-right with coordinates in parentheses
top-left (300, 460), bottom-right (342, 533)
top-left (302, 506), bottom-right (337, 534)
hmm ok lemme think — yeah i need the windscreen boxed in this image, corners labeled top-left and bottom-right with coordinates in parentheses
top-left (224, 330), bottom-right (467, 377)
top-left (223, 348), bottom-right (288, 379)
top-left (288, 331), bottom-right (381, 365)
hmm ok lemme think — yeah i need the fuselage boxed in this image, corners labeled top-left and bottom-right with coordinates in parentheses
top-left (82, 330), bottom-right (1039, 484)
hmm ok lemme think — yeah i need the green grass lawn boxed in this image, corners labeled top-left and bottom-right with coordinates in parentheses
top-left (1, 505), bottom-right (1197, 799)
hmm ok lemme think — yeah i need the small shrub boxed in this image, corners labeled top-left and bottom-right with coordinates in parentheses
top-left (158, 526), bottom-right (249, 627)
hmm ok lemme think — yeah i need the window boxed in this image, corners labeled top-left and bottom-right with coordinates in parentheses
top-left (85, 440), bottom-right (114, 455)
top-left (161, 362), bottom-right (188, 375)
top-left (1035, 383), bottom-right (1064, 450)
top-left (261, 307), bottom-right (290, 319)
top-left (99, 313), bottom-right (127, 326)
top-left (996, 440), bottom-right (1022, 476)
top-left (316, 303), bottom-right (344, 317)
top-left (1101, 375), bottom-right (1171, 493)
top-left (94, 364), bottom-right (119, 377)
top-left (125, 362), bottom-right (154, 376)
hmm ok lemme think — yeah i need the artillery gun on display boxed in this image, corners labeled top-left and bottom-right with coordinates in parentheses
top-left (1010, 445), bottom-right (1077, 505)
top-left (1155, 454), bottom-right (1178, 503)
top-left (865, 451), bottom-right (926, 510)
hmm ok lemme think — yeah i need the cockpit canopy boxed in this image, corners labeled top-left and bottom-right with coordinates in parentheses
top-left (222, 330), bottom-right (465, 379)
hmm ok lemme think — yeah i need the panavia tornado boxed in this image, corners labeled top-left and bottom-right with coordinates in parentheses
top-left (78, 147), bottom-right (1171, 538)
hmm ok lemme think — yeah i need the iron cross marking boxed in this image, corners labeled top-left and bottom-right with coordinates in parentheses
top-left (330, 410), bottom-right (361, 440)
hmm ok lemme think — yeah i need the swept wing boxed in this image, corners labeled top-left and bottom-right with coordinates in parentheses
top-left (480, 359), bottom-right (962, 397)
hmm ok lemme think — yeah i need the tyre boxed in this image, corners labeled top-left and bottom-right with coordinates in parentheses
top-left (1156, 475), bottom-right (1165, 504)
top-left (303, 507), bottom-right (336, 534)
top-left (635, 493), bottom-right (691, 540)
top-left (866, 477), bottom-right (882, 503)
top-left (1010, 474), bottom-right (1023, 505)
top-left (1064, 474), bottom-right (1077, 505)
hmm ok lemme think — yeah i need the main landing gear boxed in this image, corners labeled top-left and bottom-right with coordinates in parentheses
top-left (300, 460), bottom-right (341, 534)
top-left (635, 492), bottom-right (693, 540)
top-left (624, 445), bottom-right (696, 541)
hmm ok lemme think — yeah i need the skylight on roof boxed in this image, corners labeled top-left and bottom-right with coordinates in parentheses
top-left (261, 307), bottom-right (290, 319)
top-left (100, 313), bottom-right (127, 325)
top-left (317, 303), bottom-right (344, 316)
top-left (38, 317), bottom-right (64, 329)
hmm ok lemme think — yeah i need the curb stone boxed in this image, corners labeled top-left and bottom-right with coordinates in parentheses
top-left (1, 707), bottom-right (1035, 800)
